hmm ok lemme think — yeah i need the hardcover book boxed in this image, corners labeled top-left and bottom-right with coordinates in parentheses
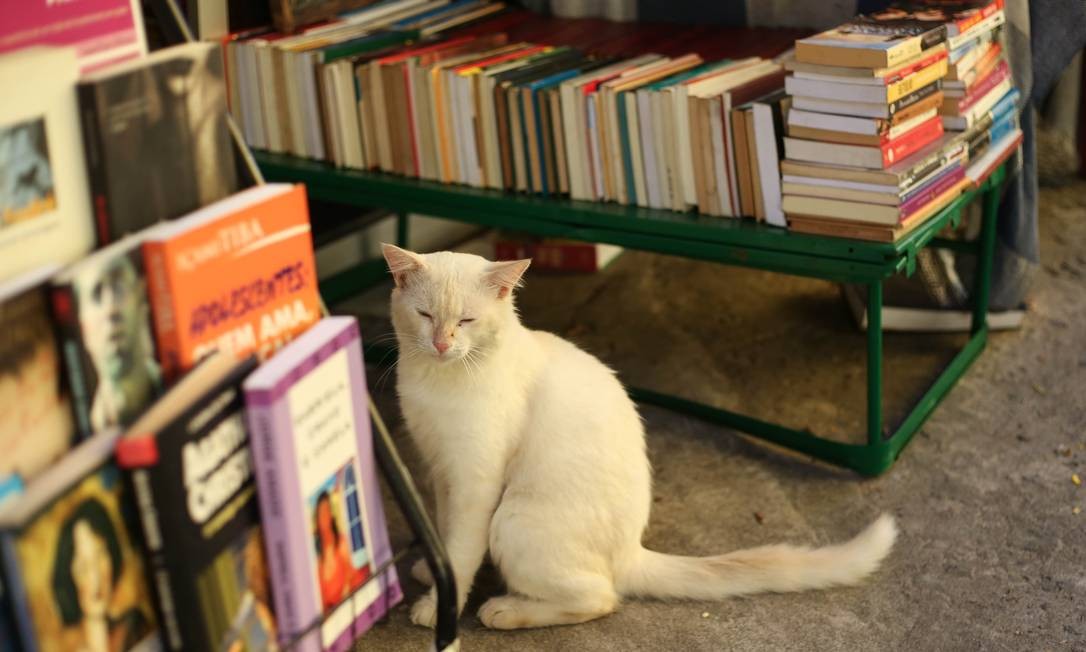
top-left (115, 352), bottom-right (278, 652)
top-left (0, 266), bottom-right (76, 486)
top-left (0, 429), bottom-right (158, 652)
top-left (0, 47), bottom-right (96, 283)
top-left (0, 0), bottom-right (147, 74)
top-left (78, 42), bottom-right (239, 244)
top-left (51, 234), bottom-right (163, 438)
top-left (141, 183), bottom-right (321, 381)
top-left (243, 316), bottom-right (402, 652)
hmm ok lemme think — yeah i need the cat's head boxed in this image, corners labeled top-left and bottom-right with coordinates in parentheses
top-left (382, 244), bottom-right (530, 362)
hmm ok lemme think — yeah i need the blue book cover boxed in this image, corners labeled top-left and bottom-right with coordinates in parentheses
top-left (529, 69), bottom-right (583, 197)
top-left (988, 87), bottom-right (1020, 125)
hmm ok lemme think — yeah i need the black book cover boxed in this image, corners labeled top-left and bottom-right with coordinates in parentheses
top-left (78, 42), bottom-right (238, 245)
top-left (51, 235), bottom-right (163, 438)
top-left (117, 355), bottom-right (277, 651)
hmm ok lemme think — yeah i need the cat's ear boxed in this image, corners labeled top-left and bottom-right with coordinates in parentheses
top-left (484, 259), bottom-right (531, 299)
top-left (381, 243), bottom-right (425, 288)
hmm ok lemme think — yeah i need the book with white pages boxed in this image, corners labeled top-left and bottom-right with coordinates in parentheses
top-left (751, 92), bottom-right (787, 227)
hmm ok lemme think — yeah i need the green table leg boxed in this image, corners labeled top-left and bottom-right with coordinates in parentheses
top-left (397, 211), bottom-right (409, 248)
top-left (971, 178), bottom-right (1001, 334)
top-left (867, 281), bottom-right (884, 447)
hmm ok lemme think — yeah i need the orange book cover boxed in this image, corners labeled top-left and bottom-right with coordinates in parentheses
top-left (142, 184), bottom-right (321, 380)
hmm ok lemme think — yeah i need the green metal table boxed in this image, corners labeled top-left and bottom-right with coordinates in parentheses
top-left (257, 150), bottom-right (1008, 476)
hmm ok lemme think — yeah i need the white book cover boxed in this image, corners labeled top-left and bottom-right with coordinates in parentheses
top-left (752, 102), bottom-right (786, 226)
top-left (629, 92), bottom-right (649, 206)
top-left (588, 97), bottom-right (605, 200)
top-left (943, 79), bottom-right (1012, 130)
top-left (256, 43), bottom-right (283, 152)
top-left (708, 97), bottom-right (731, 216)
top-left (792, 94), bottom-right (892, 119)
top-left (0, 47), bottom-right (94, 282)
top-left (649, 90), bottom-right (670, 210)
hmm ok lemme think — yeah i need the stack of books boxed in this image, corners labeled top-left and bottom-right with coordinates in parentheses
top-left (780, 1), bottom-right (1022, 242)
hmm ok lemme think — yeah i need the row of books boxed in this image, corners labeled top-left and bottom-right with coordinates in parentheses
top-left (778, 0), bottom-right (1023, 242)
top-left (221, 0), bottom-right (802, 224)
top-left (1, 11), bottom-right (402, 652)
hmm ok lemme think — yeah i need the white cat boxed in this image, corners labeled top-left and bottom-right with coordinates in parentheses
top-left (382, 244), bottom-right (897, 631)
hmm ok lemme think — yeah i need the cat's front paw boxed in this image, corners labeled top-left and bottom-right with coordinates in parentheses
top-left (411, 558), bottom-right (434, 586)
top-left (409, 592), bottom-right (438, 629)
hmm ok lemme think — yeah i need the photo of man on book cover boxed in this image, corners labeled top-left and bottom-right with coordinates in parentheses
top-left (0, 281), bottom-right (74, 482)
top-left (14, 465), bottom-right (157, 652)
top-left (308, 461), bottom-right (374, 615)
top-left (95, 42), bottom-right (237, 237)
top-left (0, 117), bottom-right (55, 227)
top-left (70, 249), bottom-right (161, 432)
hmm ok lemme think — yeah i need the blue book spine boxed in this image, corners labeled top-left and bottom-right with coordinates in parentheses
top-left (988, 112), bottom-right (1018, 144)
top-left (988, 87), bottom-right (1020, 124)
top-left (617, 91), bottom-right (638, 205)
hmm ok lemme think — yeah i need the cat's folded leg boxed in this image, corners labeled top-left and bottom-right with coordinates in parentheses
top-left (409, 477), bottom-right (503, 628)
top-left (477, 574), bottom-right (618, 630)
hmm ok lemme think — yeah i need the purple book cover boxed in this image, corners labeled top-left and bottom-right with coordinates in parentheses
top-left (243, 316), bottom-right (402, 652)
top-left (900, 163), bottom-right (966, 217)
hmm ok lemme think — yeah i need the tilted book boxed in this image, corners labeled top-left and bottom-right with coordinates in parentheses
top-left (0, 429), bottom-right (159, 652)
top-left (0, 266), bottom-right (76, 485)
top-left (141, 183), bottom-right (321, 382)
top-left (243, 316), bottom-right (401, 652)
top-left (0, 47), bottom-right (95, 283)
top-left (78, 42), bottom-right (239, 244)
top-left (115, 352), bottom-right (279, 652)
top-left (51, 234), bottom-right (164, 438)
top-left (796, 10), bottom-right (948, 69)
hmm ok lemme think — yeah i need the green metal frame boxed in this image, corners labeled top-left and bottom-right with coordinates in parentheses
top-left (259, 150), bottom-right (1008, 476)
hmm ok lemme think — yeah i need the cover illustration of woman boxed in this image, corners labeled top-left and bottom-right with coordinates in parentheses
top-left (51, 497), bottom-right (150, 652)
top-left (313, 490), bottom-right (362, 613)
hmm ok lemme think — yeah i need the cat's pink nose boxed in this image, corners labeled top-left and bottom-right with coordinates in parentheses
top-left (433, 340), bottom-right (450, 354)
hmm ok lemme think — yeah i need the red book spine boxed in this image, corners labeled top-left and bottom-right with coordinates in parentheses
top-left (142, 241), bottom-right (181, 382)
top-left (951, 0), bottom-right (1004, 36)
top-left (495, 241), bottom-right (601, 272)
top-left (959, 43), bottom-right (1003, 90)
top-left (880, 116), bottom-right (944, 167)
top-left (956, 60), bottom-right (1010, 112)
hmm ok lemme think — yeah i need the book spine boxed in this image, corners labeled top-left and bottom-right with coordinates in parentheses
top-left (899, 167), bottom-right (965, 217)
top-left (1, 535), bottom-right (38, 652)
top-left (142, 241), bottom-right (181, 382)
top-left (882, 49), bottom-right (948, 85)
top-left (885, 58), bottom-right (947, 104)
top-left (127, 468), bottom-right (185, 650)
top-left (888, 79), bottom-right (941, 116)
top-left (881, 118), bottom-right (943, 167)
top-left (49, 285), bottom-right (93, 438)
top-left (955, 62), bottom-right (1010, 113)
top-left (245, 399), bottom-right (309, 651)
top-left (77, 84), bottom-right (112, 247)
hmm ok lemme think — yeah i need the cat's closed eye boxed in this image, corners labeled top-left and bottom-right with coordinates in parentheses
top-left (459, 318), bottom-right (475, 326)
top-left (417, 309), bottom-right (432, 320)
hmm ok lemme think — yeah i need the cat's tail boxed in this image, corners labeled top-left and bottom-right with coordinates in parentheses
top-left (616, 514), bottom-right (897, 600)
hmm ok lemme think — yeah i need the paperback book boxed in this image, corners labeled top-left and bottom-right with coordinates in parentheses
top-left (141, 183), bottom-right (321, 381)
top-left (51, 234), bottom-right (163, 438)
top-left (115, 352), bottom-right (278, 652)
top-left (0, 266), bottom-right (75, 486)
top-left (243, 316), bottom-right (401, 652)
top-left (78, 42), bottom-right (239, 244)
top-left (0, 429), bottom-right (159, 652)
top-left (0, 47), bottom-right (96, 283)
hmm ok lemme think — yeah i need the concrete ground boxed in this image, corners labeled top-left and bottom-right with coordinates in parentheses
top-left (341, 179), bottom-right (1086, 651)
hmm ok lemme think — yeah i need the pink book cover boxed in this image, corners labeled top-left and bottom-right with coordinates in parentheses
top-left (0, 0), bottom-right (147, 74)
